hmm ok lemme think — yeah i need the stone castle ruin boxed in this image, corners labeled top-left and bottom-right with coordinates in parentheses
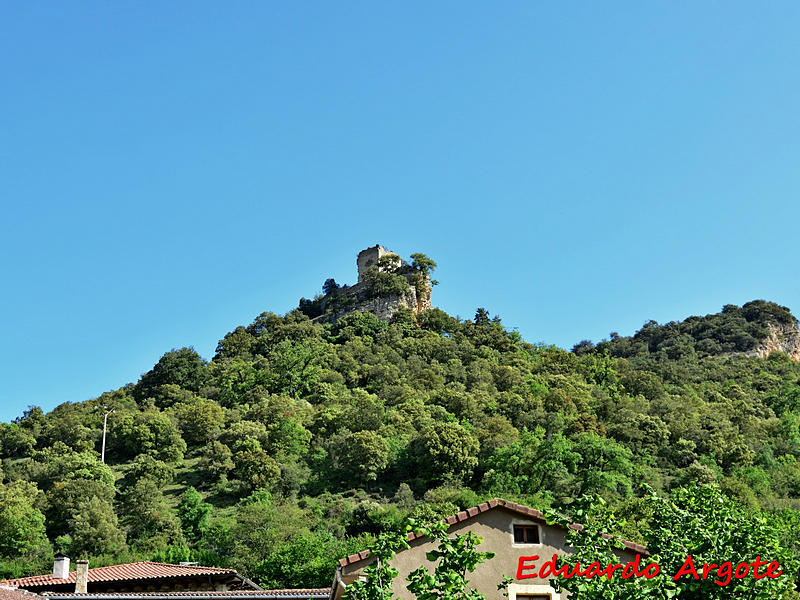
top-left (357, 245), bottom-right (407, 282)
top-left (298, 245), bottom-right (433, 323)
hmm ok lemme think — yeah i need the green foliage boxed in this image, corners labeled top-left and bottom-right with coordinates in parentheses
top-left (216, 496), bottom-right (317, 579)
top-left (410, 254), bottom-right (437, 279)
top-left (0, 423), bottom-right (37, 457)
top-left (253, 532), bottom-right (367, 589)
top-left (124, 454), bottom-right (177, 487)
top-left (200, 440), bottom-right (234, 483)
top-left (343, 524), bottom-right (413, 600)
top-left (27, 442), bottom-right (115, 490)
top-left (0, 481), bottom-right (50, 557)
top-left (362, 266), bottom-right (412, 299)
top-left (111, 411), bottom-right (186, 464)
top-left (332, 311), bottom-right (388, 341)
top-left (330, 430), bottom-right (390, 485)
top-left (409, 253), bottom-right (438, 297)
top-left (232, 438), bottom-right (281, 493)
top-left (597, 300), bottom-right (796, 359)
top-left (177, 487), bottom-right (212, 541)
top-left (547, 486), bottom-right (799, 600)
top-left (120, 478), bottom-right (184, 552)
top-left (171, 396), bottom-right (225, 445)
top-left (644, 484), bottom-right (799, 599)
top-left (343, 519), bottom-right (494, 600)
top-left (135, 347), bottom-right (210, 401)
top-left (265, 339), bottom-right (322, 398)
top-left (323, 278), bottom-right (341, 296)
top-left (545, 495), bottom-right (667, 600)
top-left (413, 422), bottom-right (479, 484)
top-left (66, 495), bottom-right (127, 557)
top-left (406, 520), bottom-right (494, 600)
top-left (5, 296), bottom-right (800, 592)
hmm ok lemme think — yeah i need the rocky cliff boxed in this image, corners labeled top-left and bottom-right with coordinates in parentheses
top-left (298, 246), bottom-right (434, 324)
top-left (324, 282), bottom-right (430, 323)
top-left (747, 321), bottom-right (800, 361)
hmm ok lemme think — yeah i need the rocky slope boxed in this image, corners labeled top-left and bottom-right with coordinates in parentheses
top-left (747, 321), bottom-right (800, 360)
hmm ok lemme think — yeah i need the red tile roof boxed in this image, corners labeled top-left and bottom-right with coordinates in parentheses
top-left (40, 592), bottom-right (330, 599)
top-left (0, 587), bottom-right (45, 600)
top-left (338, 497), bottom-right (648, 567)
top-left (0, 563), bottom-right (240, 590)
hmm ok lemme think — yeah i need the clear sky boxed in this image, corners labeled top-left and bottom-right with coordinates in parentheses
top-left (2, 2), bottom-right (799, 422)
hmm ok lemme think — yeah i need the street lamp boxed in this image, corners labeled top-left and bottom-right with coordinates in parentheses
top-left (95, 405), bottom-right (115, 463)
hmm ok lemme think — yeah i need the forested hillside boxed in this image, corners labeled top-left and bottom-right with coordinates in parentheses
top-left (2, 287), bottom-right (800, 588)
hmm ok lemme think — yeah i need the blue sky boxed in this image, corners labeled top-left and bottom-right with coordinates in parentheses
top-left (2, 2), bottom-right (799, 422)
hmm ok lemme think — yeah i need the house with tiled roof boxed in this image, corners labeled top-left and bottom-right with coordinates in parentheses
top-left (0, 560), bottom-right (327, 600)
top-left (0, 562), bottom-right (259, 594)
top-left (330, 498), bottom-right (647, 600)
top-left (39, 592), bottom-right (330, 600)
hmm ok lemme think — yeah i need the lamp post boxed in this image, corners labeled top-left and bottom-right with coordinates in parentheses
top-left (95, 406), bottom-right (115, 463)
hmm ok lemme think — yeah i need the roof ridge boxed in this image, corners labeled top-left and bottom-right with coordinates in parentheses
top-left (0, 562), bottom-right (239, 588)
top-left (133, 563), bottom-right (232, 572)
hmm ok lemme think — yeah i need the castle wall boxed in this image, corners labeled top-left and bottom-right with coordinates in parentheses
top-left (307, 245), bottom-right (433, 324)
top-left (357, 245), bottom-right (389, 282)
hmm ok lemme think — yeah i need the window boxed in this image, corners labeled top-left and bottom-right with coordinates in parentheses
top-left (513, 524), bottom-right (540, 544)
top-left (516, 595), bottom-right (551, 600)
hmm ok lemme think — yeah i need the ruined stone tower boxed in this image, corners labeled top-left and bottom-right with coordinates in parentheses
top-left (356, 245), bottom-right (407, 282)
top-left (300, 245), bottom-right (432, 323)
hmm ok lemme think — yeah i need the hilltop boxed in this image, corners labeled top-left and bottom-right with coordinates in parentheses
top-left (577, 299), bottom-right (800, 361)
top-left (1, 247), bottom-right (799, 589)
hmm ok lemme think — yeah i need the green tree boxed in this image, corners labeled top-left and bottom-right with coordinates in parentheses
top-left (330, 430), bottom-right (390, 485)
top-left (413, 422), bottom-right (479, 483)
top-left (177, 487), bottom-right (212, 541)
top-left (546, 486), bottom-right (800, 600)
top-left (135, 347), bottom-right (210, 401)
top-left (111, 411), bottom-right (186, 464)
top-left (200, 440), bottom-right (234, 483)
top-left (473, 308), bottom-right (490, 326)
top-left (323, 278), bottom-right (340, 296)
top-left (546, 495), bottom-right (666, 600)
top-left (267, 339), bottom-right (322, 398)
top-left (410, 253), bottom-right (437, 282)
top-left (171, 396), bottom-right (225, 445)
top-left (124, 453), bottom-right (177, 487)
top-left (44, 475), bottom-right (117, 542)
top-left (645, 484), bottom-right (799, 599)
top-left (0, 423), bottom-right (36, 457)
top-left (571, 433), bottom-right (634, 497)
top-left (26, 442), bottom-right (115, 491)
top-left (67, 495), bottom-right (127, 557)
top-left (0, 481), bottom-right (50, 557)
top-left (343, 519), bottom-right (495, 600)
top-left (362, 267), bottom-right (412, 299)
top-left (253, 532), bottom-right (366, 589)
top-left (215, 326), bottom-right (256, 360)
top-left (232, 438), bottom-right (281, 492)
top-left (120, 478), bottom-right (184, 551)
top-left (224, 495), bottom-right (314, 578)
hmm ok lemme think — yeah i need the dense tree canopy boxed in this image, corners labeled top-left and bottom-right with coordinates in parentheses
top-left (1, 294), bottom-right (799, 593)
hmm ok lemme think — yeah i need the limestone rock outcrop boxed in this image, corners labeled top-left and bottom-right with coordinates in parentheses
top-left (299, 245), bottom-right (433, 324)
top-left (747, 321), bottom-right (800, 361)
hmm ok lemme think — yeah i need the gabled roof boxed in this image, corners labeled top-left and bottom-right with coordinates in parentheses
top-left (39, 591), bottom-right (330, 600)
top-left (338, 497), bottom-right (648, 567)
top-left (0, 563), bottom-right (244, 590)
